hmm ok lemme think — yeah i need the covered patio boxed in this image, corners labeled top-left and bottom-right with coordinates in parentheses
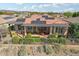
top-left (24, 24), bottom-right (69, 35)
top-left (13, 23), bottom-right (69, 37)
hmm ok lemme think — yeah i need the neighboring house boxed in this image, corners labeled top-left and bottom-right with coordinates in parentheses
top-left (0, 17), bottom-right (8, 40)
top-left (8, 14), bottom-right (70, 36)
top-left (66, 17), bottom-right (79, 23)
top-left (0, 15), bottom-right (17, 40)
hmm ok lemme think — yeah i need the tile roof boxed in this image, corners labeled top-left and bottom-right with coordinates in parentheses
top-left (0, 17), bottom-right (6, 24)
top-left (24, 14), bottom-right (69, 25)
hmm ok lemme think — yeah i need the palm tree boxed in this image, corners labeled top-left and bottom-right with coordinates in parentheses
top-left (8, 24), bottom-right (12, 37)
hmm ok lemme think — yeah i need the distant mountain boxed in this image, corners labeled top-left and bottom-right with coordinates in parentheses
top-left (0, 10), bottom-right (29, 12)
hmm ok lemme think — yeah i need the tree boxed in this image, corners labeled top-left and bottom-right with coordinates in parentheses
top-left (64, 12), bottom-right (73, 17)
top-left (69, 23), bottom-right (79, 38)
top-left (72, 12), bottom-right (77, 17)
top-left (8, 24), bottom-right (12, 37)
top-left (72, 12), bottom-right (79, 17)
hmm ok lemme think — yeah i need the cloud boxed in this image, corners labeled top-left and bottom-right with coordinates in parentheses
top-left (52, 4), bottom-right (60, 7)
top-left (64, 8), bottom-right (75, 12)
top-left (31, 5), bottom-right (37, 9)
top-left (23, 6), bottom-right (35, 11)
top-left (21, 3), bottom-right (67, 12)
top-left (38, 3), bottom-right (63, 8)
top-left (15, 3), bottom-right (24, 5)
top-left (22, 4), bottom-right (51, 11)
top-left (51, 3), bottom-right (65, 7)
top-left (29, 3), bottom-right (60, 9)
top-left (3, 3), bottom-right (78, 12)
top-left (38, 4), bottom-right (51, 8)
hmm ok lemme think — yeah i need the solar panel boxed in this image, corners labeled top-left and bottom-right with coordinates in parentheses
top-left (16, 18), bottom-right (25, 22)
top-left (31, 20), bottom-right (46, 24)
top-left (46, 17), bottom-right (55, 19)
top-left (3, 16), bottom-right (14, 20)
top-left (42, 15), bottom-right (48, 18)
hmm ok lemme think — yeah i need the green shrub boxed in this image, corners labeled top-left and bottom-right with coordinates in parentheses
top-left (48, 34), bottom-right (67, 44)
top-left (31, 36), bottom-right (41, 42)
top-left (12, 33), bottom-right (43, 44)
top-left (12, 36), bottom-right (21, 44)
top-left (21, 33), bottom-right (32, 44)
top-left (74, 32), bottom-right (79, 38)
top-left (58, 37), bottom-right (67, 44)
top-left (23, 37), bottom-right (32, 44)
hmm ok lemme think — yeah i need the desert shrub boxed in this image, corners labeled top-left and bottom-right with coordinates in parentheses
top-left (48, 34), bottom-right (67, 44)
top-left (3, 41), bottom-right (8, 44)
top-left (19, 37), bottom-right (25, 44)
top-left (48, 34), bottom-right (58, 44)
top-left (37, 47), bottom-right (42, 53)
top-left (41, 38), bottom-right (48, 43)
top-left (37, 46), bottom-right (45, 53)
top-left (12, 36), bottom-right (21, 44)
top-left (58, 37), bottom-right (67, 44)
top-left (52, 44), bottom-right (61, 54)
top-left (43, 45), bottom-right (52, 55)
top-left (18, 46), bottom-right (26, 56)
top-left (69, 48), bottom-right (79, 54)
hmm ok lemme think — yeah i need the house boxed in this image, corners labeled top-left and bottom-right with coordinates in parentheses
top-left (0, 17), bottom-right (8, 40)
top-left (0, 14), bottom-right (70, 38)
top-left (0, 15), bottom-right (17, 40)
top-left (8, 14), bottom-right (70, 37)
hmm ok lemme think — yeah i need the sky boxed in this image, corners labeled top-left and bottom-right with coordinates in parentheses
top-left (0, 3), bottom-right (79, 12)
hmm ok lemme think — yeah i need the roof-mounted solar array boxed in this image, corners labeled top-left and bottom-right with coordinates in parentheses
top-left (16, 18), bottom-right (25, 22)
top-left (31, 20), bottom-right (46, 24)
top-left (3, 16), bottom-right (14, 20)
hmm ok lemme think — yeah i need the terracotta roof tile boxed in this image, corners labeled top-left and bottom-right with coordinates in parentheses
top-left (31, 14), bottom-right (42, 20)
top-left (46, 19), bottom-right (68, 24)
top-left (0, 17), bottom-right (6, 24)
top-left (24, 18), bottom-right (32, 24)
top-left (24, 14), bottom-right (69, 25)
